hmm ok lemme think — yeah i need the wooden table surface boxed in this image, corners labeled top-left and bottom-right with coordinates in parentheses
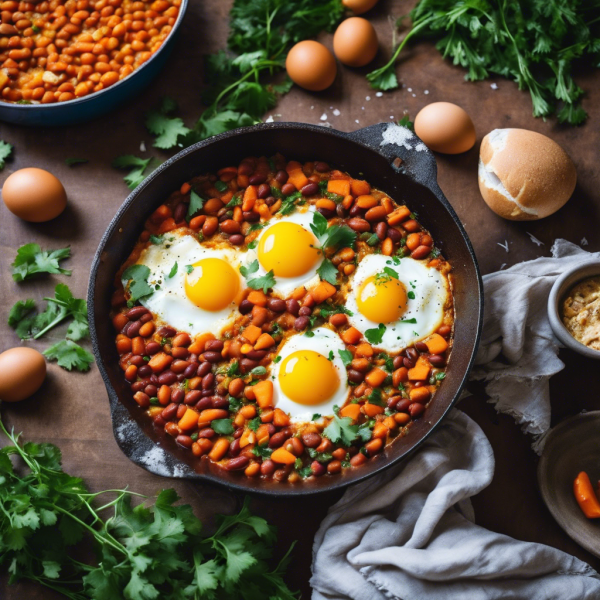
top-left (2, 1), bottom-right (600, 598)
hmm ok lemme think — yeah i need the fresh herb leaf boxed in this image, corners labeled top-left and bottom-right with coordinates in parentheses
top-left (0, 139), bottom-right (12, 169)
top-left (252, 444), bottom-right (273, 457)
top-left (226, 195), bottom-right (242, 208)
top-left (11, 243), bottom-right (71, 281)
top-left (240, 259), bottom-right (259, 278)
top-left (398, 114), bottom-right (414, 130)
top-left (227, 360), bottom-right (240, 377)
top-left (316, 258), bottom-right (339, 285)
top-left (150, 234), bottom-right (163, 244)
top-left (185, 264), bottom-right (194, 274)
top-left (248, 240), bottom-right (258, 249)
top-left (145, 97), bottom-right (191, 149)
top-left (112, 155), bottom-right (157, 189)
top-left (408, 291), bottom-right (415, 300)
top-left (211, 418), bottom-right (234, 435)
top-left (378, 353), bottom-right (395, 373)
top-left (43, 340), bottom-right (94, 371)
top-left (311, 212), bottom-right (356, 253)
top-left (168, 262), bottom-right (178, 278)
top-left (65, 157), bottom-right (88, 166)
top-left (399, 318), bottom-right (417, 324)
top-left (274, 355), bottom-right (282, 364)
top-left (215, 180), bottom-right (228, 192)
top-left (248, 417), bottom-right (262, 432)
top-left (365, 323), bottom-right (386, 345)
top-left (307, 448), bottom-right (333, 462)
top-left (383, 266), bottom-right (399, 279)
top-left (323, 413), bottom-right (358, 447)
top-left (356, 422), bottom-right (373, 443)
top-left (122, 264), bottom-right (154, 302)
top-left (187, 189), bottom-right (205, 221)
top-left (367, 388), bottom-right (385, 407)
top-left (338, 349), bottom-right (353, 367)
top-left (312, 413), bottom-right (321, 421)
top-left (250, 366), bottom-right (267, 377)
top-left (247, 270), bottom-right (276, 293)
top-left (435, 372), bottom-right (446, 381)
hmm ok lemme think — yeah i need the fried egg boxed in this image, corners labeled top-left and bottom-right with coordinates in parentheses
top-left (128, 231), bottom-right (244, 337)
top-left (272, 327), bottom-right (349, 423)
top-left (346, 254), bottom-right (448, 352)
top-left (244, 206), bottom-right (323, 297)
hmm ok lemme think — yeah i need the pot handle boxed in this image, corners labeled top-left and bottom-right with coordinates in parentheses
top-left (345, 123), bottom-right (442, 198)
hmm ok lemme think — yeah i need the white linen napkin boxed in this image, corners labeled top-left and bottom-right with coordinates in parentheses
top-left (311, 239), bottom-right (600, 600)
top-left (311, 410), bottom-right (600, 600)
top-left (471, 238), bottom-right (599, 447)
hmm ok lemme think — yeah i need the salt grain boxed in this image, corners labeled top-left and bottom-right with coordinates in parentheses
top-left (366, 96), bottom-right (371, 101)
top-left (355, 119), bottom-right (360, 124)
top-left (333, 108), bottom-right (341, 116)
top-left (581, 237), bottom-right (589, 246)
top-left (140, 141), bottom-right (146, 152)
top-left (407, 88), bottom-right (412, 92)
top-left (424, 90), bottom-right (429, 94)
top-left (412, 93), bottom-right (416, 97)
top-left (490, 83), bottom-right (498, 90)
top-left (265, 115), bottom-right (274, 123)
top-left (376, 92), bottom-right (383, 97)
top-left (320, 113), bottom-right (327, 121)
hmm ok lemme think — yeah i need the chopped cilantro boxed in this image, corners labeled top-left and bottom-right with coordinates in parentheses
top-left (323, 413), bottom-right (358, 447)
top-left (338, 349), bottom-right (353, 367)
top-left (250, 366), bottom-right (267, 377)
top-left (11, 243), bottom-right (71, 282)
top-left (408, 291), bottom-right (415, 300)
top-left (365, 323), bottom-right (386, 345)
top-left (187, 189), bottom-right (204, 221)
top-left (150, 234), bottom-right (163, 245)
top-left (185, 264), bottom-right (194, 274)
top-left (215, 180), bottom-right (228, 192)
top-left (167, 262), bottom-right (178, 278)
top-left (211, 418), bottom-right (234, 435)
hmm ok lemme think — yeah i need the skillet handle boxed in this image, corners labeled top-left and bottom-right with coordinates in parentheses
top-left (345, 123), bottom-right (443, 200)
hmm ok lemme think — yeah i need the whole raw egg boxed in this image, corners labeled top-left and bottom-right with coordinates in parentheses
top-left (333, 17), bottom-right (378, 67)
top-left (0, 347), bottom-right (46, 402)
top-left (286, 40), bottom-right (337, 91)
top-left (342, 0), bottom-right (379, 14)
top-left (2, 167), bottom-right (67, 222)
top-left (414, 102), bottom-right (476, 154)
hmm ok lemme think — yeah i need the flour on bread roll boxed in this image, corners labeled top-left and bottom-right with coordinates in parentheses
top-left (478, 128), bottom-right (576, 221)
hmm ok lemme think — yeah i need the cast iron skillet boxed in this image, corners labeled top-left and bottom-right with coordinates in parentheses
top-left (88, 122), bottom-right (483, 496)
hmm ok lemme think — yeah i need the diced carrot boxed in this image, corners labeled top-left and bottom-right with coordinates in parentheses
top-left (187, 376), bottom-right (201, 390)
top-left (342, 194), bottom-right (354, 209)
top-left (255, 333), bottom-right (275, 350)
top-left (178, 408), bottom-right (199, 431)
top-left (363, 403), bottom-right (385, 417)
top-left (574, 472), bottom-right (600, 519)
top-left (287, 170), bottom-right (309, 190)
top-left (247, 290), bottom-right (267, 307)
top-left (327, 179), bottom-right (350, 196)
top-left (271, 447), bottom-right (297, 465)
top-left (253, 380), bottom-right (273, 408)
top-left (387, 205), bottom-right (411, 225)
top-left (259, 407), bottom-right (274, 422)
top-left (239, 429), bottom-right (256, 448)
top-left (257, 203), bottom-right (271, 220)
top-left (372, 422), bottom-right (389, 439)
top-left (339, 403), bottom-right (361, 421)
top-left (356, 195), bottom-right (377, 209)
top-left (365, 367), bottom-right (387, 387)
top-left (292, 286), bottom-right (306, 300)
top-left (242, 185), bottom-right (257, 211)
top-left (158, 217), bottom-right (177, 233)
top-left (286, 160), bottom-right (303, 173)
top-left (242, 324), bottom-right (262, 344)
top-left (255, 424), bottom-right (270, 446)
top-left (311, 281), bottom-right (337, 304)
top-left (208, 438), bottom-right (230, 461)
top-left (198, 409), bottom-right (229, 422)
top-left (241, 343), bottom-right (253, 354)
top-left (355, 343), bottom-right (374, 357)
top-left (341, 327), bottom-right (362, 345)
top-left (273, 408), bottom-right (290, 427)
top-left (383, 416), bottom-right (397, 430)
top-left (395, 412), bottom-right (411, 425)
top-left (233, 206), bottom-right (243, 222)
top-left (351, 179), bottom-right (370, 196)
top-left (189, 332), bottom-right (215, 354)
top-left (217, 166), bottom-right (238, 181)
top-left (425, 333), bottom-right (449, 355)
top-left (408, 356), bottom-right (431, 381)
top-left (302, 293), bottom-right (315, 307)
top-left (428, 258), bottom-right (441, 268)
top-left (148, 352), bottom-right (173, 373)
top-left (409, 386), bottom-right (431, 403)
top-left (220, 191), bottom-right (234, 204)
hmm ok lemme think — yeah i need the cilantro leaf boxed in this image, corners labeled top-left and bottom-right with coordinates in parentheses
top-left (316, 258), bottom-right (338, 285)
top-left (65, 157), bottom-right (88, 166)
top-left (338, 349), bottom-right (353, 367)
top-left (365, 323), bottom-right (386, 345)
top-left (215, 180), bottom-right (228, 192)
top-left (211, 418), bottom-right (234, 435)
top-left (112, 155), bottom-right (157, 190)
top-left (145, 97), bottom-right (191, 149)
top-left (122, 264), bottom-right (154, 302)
top-left (323, 413), bottom-right (358, 447)
top-left (227, 360), bottom-right (240, 377)
top-left (311, 212), bottom-right (356, 253)
top-left (0, 139), bottom-right (13, 168)
top-left (168, 262), bottom-right (178, 278)
top-left (43, 340), bottom-right (94, 371)
top-left (383, 266), bottom-right (399, 279)
top-left (247, 270), bottom-right (276, 293)
top-left (11, 243), bottom-right (71, 281)
top-left (250, 366), bottom-right (267, 377)
top-left (239, 259), bottom-right (259, 278)
top-left (187, 189), bottom-right (205, 221)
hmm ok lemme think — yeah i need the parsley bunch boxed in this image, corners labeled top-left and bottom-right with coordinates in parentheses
top-left (368, 0), bottom-right (600, 124)
top-left (0, 421), bottom-right (298, 600)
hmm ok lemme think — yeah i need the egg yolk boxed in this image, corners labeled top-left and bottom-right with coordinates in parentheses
top-left (279, 350), bottom-right (339, 405)
top-left (258, 221), bottom-right (320, 278)
top-left (185, 258), bottom-right (239, 311)
top-left (357, 275), bottom-right (408, 323)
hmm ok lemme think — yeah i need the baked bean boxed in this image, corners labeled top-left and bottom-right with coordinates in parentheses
top-left (202, 216), bottom-right (218, 237)
top-left (125, 320), bottom-right (142, 338)
top-left (239, 299), bottom-right (253, 314)
top-left (327, 460), bottom-right (342, 474)
top-left (229, 234), bottom-right (244, 245)
top-left (197, 361), bottom-right (212, 377)
top-left (302, 432), bottom-right (321, 448)
top-left (330, 313), bottom-right (347, 327)
top-left (268, 431), bottom-right (288, 448)
top-left (133, 391), bottom-right (150, 408)
top-left (184, 390), bottom-right (201, 405)
top-left (415, 341), bottom-right (429, 353)
top-left (220, 219), bottom-right (240, 234)
top-left (411, 245), bottom-right (432, 260)
top-left (299, 306), bottom-right (312, 317)
top-left (182, 363), bottom-right (198, 378)
top-left (311, 461), bottom-right (326, 476)
top-left (286, 298), bottom-right (300, 316)
top-left (387, 227), bottom-right (403, 243)
top-left (409, 403), bottom-right (425, 418)
top-left (203, 351), bottom-right (222, 363)
top-left (245, 349), bottom-right (267, 361)
top-left (138, 365), bottom-right (152, 378)
top-left (267, 298), bottom-right (286, 312)
top-left (161, 403), bottom-right (178, 420)
top-left (224, 456), bottom-right (249, 471)
top-left (126, 306), bottom-right (149, 320)
top-left (229, 438), bottom-right (241, 457)
top-left (429, 354), bottom-right (446, 367)
top-left (438, 324), bottom-right (451, 337)
top-left (365, 206), bottom-right (388, 221)
top-left (403, 357), bottom-right (415, 369)
top-left (260, 459), bottom-right (276, 476)
top-left (348, 218), bottom-right (370, 232)
top-left (395, 398), bottom-right (411, 412)
top-left (375, 221), bottom-right (388, 240)
top-left (173, 202), bottom-right (187, 223)
top-left (201, 373), bottom-right (214, 390)
top-left (347, 369), bottom-right (364, 383)
top-left (294, 316), bottom-right (309, 330)
top-left (124, 364), bottom-right (137, 381)
top-left (248, 173), bottom-right (266, 185)
top-left (350, 453), bottom-right (367, 467)
top-left (195, 397), bottom-right (212, 411)
top-left (157, 326), bottom-right (176, 337)
top-left (314, 161), bottom-right (329, 172)
top-left (316, 438), bottom-right (333, 453)
top-left (257, 183), bottom-right (270, 198)
top-left (228, 378), bottom-right (244, 397)
top-left (171, 388), bottom-right (185, 404)
top-left (242, 210), bottom-right (260, 222)
top-left (301, 182), bottom-right (319, 196)
top-left (406, 347), bottom-right (419, 362)
top-left (281, 182), bottom-right (296, 195)
top-left (157, 370), bottom-right (177, 385)
top-left (176, 435), bottom-right (193, 448)
top-left (275, 170), bottom-right (288, 184)
top-left (211, 396), bottom-right (229, 409)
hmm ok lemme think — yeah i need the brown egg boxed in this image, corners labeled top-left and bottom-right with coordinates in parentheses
top-left (414, 102), bottom-right (476, 154)
top-left (0, 347), bottom-right (46, 402)
top-left (2, 167), bottom-right (67, 222)
top-left (342, 0), bottom-right (379, 14)
top-left (286, 40), bottom-right (337, 91)
top-left (333, 17), bottom-right (378, 67)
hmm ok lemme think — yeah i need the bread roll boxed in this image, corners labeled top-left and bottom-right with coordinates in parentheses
top-left (478, 128), bottom-right (576, 220)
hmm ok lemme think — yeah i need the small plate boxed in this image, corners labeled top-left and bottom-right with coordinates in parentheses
top-left (538, 411), bottom-right (600, 557)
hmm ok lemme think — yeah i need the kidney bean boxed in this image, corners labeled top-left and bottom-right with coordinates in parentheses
top-left (202, 351), bottom-right (221, 363)
top-left (240, 358), bottom-right (259, 372)
top-left (301, 182), bottom-right (319, 196)
top-left (145, 341), bottom-right (161, 355)
top-left (330, 313), bottom-right (348, 328)
top-left (415, 341), bottom-right (429, 353)
top-left (229, 438), bottom-right (242, 457)
top-left (409, 403), bottom-right (425, 418)
top-left (170, 360), bottom-right (190, 374)
top-left (176, 435), bottom-right (193, 448)
top-left (246, 350), bottom-right (267, 361)
top-left (171, 388), bottom-right (185, 404)
top-left (195, 397), bottom-right (212, 411)
top-left (198, 428), bottom-right (215, 439)
top-left (275, 170), bottom-right (288, 184)
top-left (130, 381), bottom-right (145, 392)
top-left (273, 468), bottom-right (290, 482)
top-left (126, 306), bottom-right (148, 320)
top-left (126, 320), bottom-right (142, 338)
top-left (429, 355), bottom-right (446, 367)
top-left (263, 423), bottom-right (275, 436)
top-left (348, 217), bottom-right (370, 232)
top-left (149, 375), bottom-right (159, 385)
top-left (202, 216), bottom-right (219, 237)
top-left (224, 456), bottom-right (250, 471)
top-left (202, 373), bottom-right (215, 390)
top-left (228, 234), bottom-right (243, 246)
top-left (239, 299), bottom-right (253, 314)
top-left (327, 460), bottom-right (342, 474)
top-left (157, 326), bottom-right (177, 338)
top-left (261, 459), bottom-right (276, 476)
top-left (218, 210), bottom-right (231, 223)
top-left (286, 298), bottom-right (300, 316)
top-left (249, 173), bottom-right (267, 185)
top-left (165, 422), bottom-right (180, 437)
top-left (403, 357), bottom-right (415, 369)
top-left (264, 196), bottom-right (276, 206)
top-left (137, 364), bottom-right (151, 378)
top-left (311, 461), bottom-right (326, 476)
top-left (387, 228), bottom-right (403, 243)
top-left (161, 403), bottom-right (179, 420)
top-left (350, 453), bottom-right (367, 467)
top-left (243, 210), bottom-right (260, 222)
top-left (268, 431), bottom-right (288, 448)
top-left (375, 221), bottom-right (388, 240)
top-left (204, 340), bottom-right (222, 353)
top-left (130, 355), bottom-right (145, 367)
top-left (298, 306), bottom-right (312, 317)
top-left (414, 381), bottom-right (423, 388)
top-left (234, 427), bottom-right (244, 439)
top-left (197, 361), bottom-right (212, 377)
top-left (348, 369), bottom-right (365, 384)
top-left (254, 183), bottom-right (269, 199)
top-left (336, 204), bottom-right (348, 219)
top-left (183, 363), bottom-right (198, 379)
top-left (286, 437), bottom-right (304, 456)
top-left (220, 219), bottom-right (240, 234)
top-left (387, 395), bottom-right (401, 409)
top-left (393, 356), bottom-right (404, 370)
top-left (267, 298), bottom-right (286, 312)
top-left (302, 432), bottom-right (322, 448)
top-left (281, 182), bottom-right (296, 196)
top-left (153, 415), bottom-right (166, 428)
top-left (411, 245), bottom-right (431, 260)
top-left (314, 161), bottom-right (329, 173)
top-left (239, 162), bottom-right (254, 176)
top-left (406, 347), bottom-right (419, 362)
top-left (211, 396), bottom-right (229, 409)
top-left (172, 202), bottom-right (187, 223)
top-left (138, 378), bottom-right (152, 389)
top-left (349, 204), bottom-right (363, 218)
top-left (144, 384), bottom-right (158, 397)
top-left (176, 404), bottom-right (187, 419)
top-left (158, 370), bottom-right (177, 385)
top-left (294, 316), bottom-right (309, 330)
top-left (184, 390), bottom-right (202, 405)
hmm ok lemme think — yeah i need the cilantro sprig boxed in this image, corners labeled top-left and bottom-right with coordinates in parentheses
top-left (239, 259), bottom-right (276, 293)
top-left (122, 264), bottom-right (154, 303)
top-left (112, 155), bottom-right (160, 190)
top-left (323, 411), bottom-right (358, 447)
top-left (11, 243), bottom-right (71, 282)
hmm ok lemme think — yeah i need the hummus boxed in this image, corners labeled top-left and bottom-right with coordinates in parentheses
top-left (562, 276), bottom-right (600, 350)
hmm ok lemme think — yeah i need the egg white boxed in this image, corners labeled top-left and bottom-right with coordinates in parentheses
top-left (271, 327), bottom-right (349, 424)
top-left (127, 231), bottom-right (244, 338)
top-left (243, 205), bottom-right (323, 297)
top-left (346, 254), bottom-right (448, 352)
